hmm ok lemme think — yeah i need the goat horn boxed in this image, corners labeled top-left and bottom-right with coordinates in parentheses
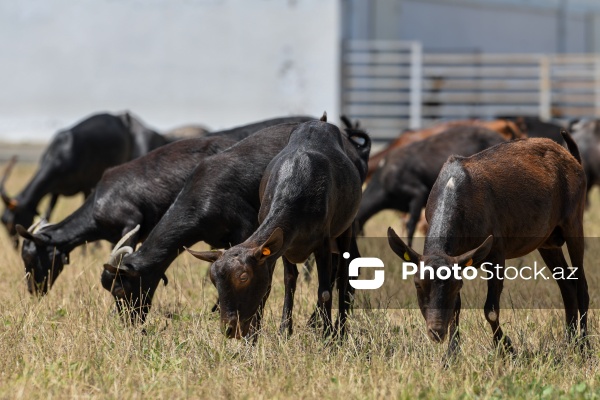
top-left (27, 219), bottom-right (43, 234)
top-left (0, 156), bottom-right (17, 207)
top-left (27, 218), bottom-right (52, 234)
top-left (107, 246), bottom-right (135, 267)
top-left (107, 224), bottom-right (140, 267)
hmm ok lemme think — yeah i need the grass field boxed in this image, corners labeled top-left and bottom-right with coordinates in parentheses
top-left (1, 163), bottom-right (600, 399)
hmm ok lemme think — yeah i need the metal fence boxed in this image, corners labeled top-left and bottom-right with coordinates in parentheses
top-left (342, 40), bottom-right (600, 140)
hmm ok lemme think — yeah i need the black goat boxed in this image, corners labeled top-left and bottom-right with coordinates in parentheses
top-left (2, 112), bottom-right (167, 247)
top-left (101, 117), bottom-right (370, 326)
top-left (187, 118), bottom-right (369, 339)
top-left (16, 116), bottom-right (314, 295)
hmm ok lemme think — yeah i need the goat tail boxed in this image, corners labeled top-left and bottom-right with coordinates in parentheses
top-left (561, 129), bottom-right (582, 165)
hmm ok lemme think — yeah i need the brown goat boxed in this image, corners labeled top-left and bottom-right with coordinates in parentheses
top-left (367, 119), bottom-right (525, 180)
top-left (387, 131), bottom-right (587, 360)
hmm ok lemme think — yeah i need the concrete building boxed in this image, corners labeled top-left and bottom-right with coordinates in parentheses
top-left (2, 0), bottom-right (600, 143)
top-left (343, 0), bottom-right (600, 53)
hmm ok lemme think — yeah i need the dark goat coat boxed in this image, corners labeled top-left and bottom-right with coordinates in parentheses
top-left (571, 119), bottom-right (600, 196)
top-left (499, 116), bottom-right (565, 144)
top-left (101, 123), bottom-right (302, 322)
top-left (193, 120), bottom-right (369, 337)
top-left (357, 126), bottom-right (507, 244)
top-left (204, 116), bottom-right (315, 141)
top-left (1, 112), bottom-right (167, 242)
top-left (17, 116), bottom-right (312, 295)
top-left (102, 120), bottom-right (369, 323)
top-left (18, 135), bottom-right (236, 294)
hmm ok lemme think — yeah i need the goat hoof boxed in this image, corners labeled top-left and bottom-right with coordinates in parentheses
top-left (496, 335), bottom-right (516, 357)
top-left (278, 323), bottom-right (293, 338)
top-left (307, 311), bottom-right (319, 330)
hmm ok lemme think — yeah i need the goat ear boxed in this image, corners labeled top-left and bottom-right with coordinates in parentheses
top-left (103, 263), bottom-right (118, 274)
top-left (16, 224), bottom-right (34, 240)
top-left (453, 235), bottom-right (494, 267)
top-left (253, 227), bottom-right (284, 261)
top-left (320, 111), bottom-right (327, 122)
top-left (16, 224), bottom-right (51, 245)
top-left (387, 227), bottom-right (421, 263)
top-left (103, 263), bottom-right (140, 277)
top-left (185, 247), bottom-right (223, 263)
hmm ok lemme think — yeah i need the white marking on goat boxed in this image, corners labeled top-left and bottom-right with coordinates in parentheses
top-left (343, 252), bottom-right (350, 259)
top-left (429, 176), bottom-right (455, 238)
top-left (488, 311), bottom-right (497, 321)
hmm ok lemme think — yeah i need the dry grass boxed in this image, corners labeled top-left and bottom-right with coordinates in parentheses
top-left (0, 163), bottom-right (599, 399)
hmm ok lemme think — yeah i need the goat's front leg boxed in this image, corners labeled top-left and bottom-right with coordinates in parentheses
top-left (443, 293), bottom-right (461, 366)
top-left (483, 256), bottom-right (514, 355)
top-left (42, 193), bottom-right (59, 221)
top-left (247, 285), bottom-right (272, 343)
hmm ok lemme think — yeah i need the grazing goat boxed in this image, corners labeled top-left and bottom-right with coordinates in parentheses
top-left (102, 117), bottom-right (369, 327)
top-left (187, 117), bottom-right (369, 339)
top-left (1, 112), bottom-right (167, 247)
top-left (17, 135), bottom-right (237, 295)
top-left (366, 119), bottom-right (524, 180)
top-left (100, 123), bottom-right (305, 324)
top-left (498, 116), bottom-right (565, 144)
top-left (387, 131), bottom-right (587, 360)
top-left (571, 119), bottom-right (600, 198)
top-left (15, 116), bottom-right (311, 295)
top-left (357, 126), bottom-right (508, 246)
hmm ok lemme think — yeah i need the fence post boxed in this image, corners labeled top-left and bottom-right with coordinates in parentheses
top-left (409, 41), bottom-right (422, 129)
top-left (595, 56), bottom-right (600, 118)
top-left (539, 56), bottom-right (551, 121)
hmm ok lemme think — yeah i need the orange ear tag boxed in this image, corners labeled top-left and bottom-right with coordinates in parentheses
top-left (8, 199), bottom-right (18, 210)
top-left (465, 259), bottom-right (473, 267)
top-left (403, 252), bottom-right (411, 261)
top-left (262, 247), bottom-right (271, 256)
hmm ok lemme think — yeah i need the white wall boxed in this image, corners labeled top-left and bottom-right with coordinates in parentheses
top-left (0, 0), bottom-right (341, 142)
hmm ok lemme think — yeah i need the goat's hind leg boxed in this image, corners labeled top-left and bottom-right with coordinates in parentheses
top-left (279, 257), bottom-right (298, 337)
top-left (313, 240), bottom-right (334, 337)
top-left (565, 234), bottom-right (590, 351)
top-left (334, 225), bottom-right (359, 339)
top-left (538, 247), bottom-right (580, 344)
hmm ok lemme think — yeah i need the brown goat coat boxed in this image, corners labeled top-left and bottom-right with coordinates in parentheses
top-left (425, 138), bottom-right (585, 257)
top-left (389, 135), bottom-right (587, 357)
top-left (367, 119), bottom-right (525, 180)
